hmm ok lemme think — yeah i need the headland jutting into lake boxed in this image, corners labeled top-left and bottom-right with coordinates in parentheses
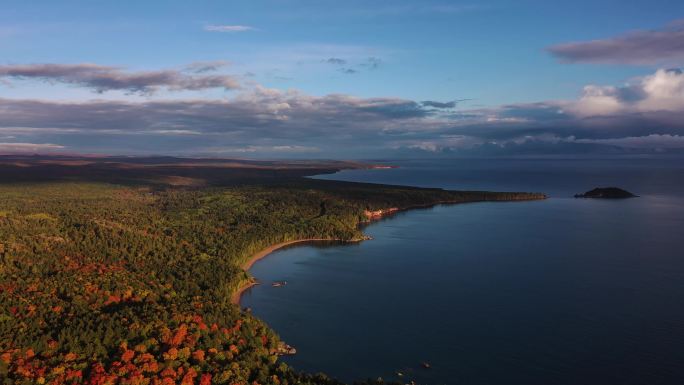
top-left (0, 156), bottom-right (545, 385)
top-left (242, 159), bottom-right (684, 384)
top-left (232, 192), bottom-right (547, 307)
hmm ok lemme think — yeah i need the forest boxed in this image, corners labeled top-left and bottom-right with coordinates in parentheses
top-left (0, 157), bottom-right (545, 385)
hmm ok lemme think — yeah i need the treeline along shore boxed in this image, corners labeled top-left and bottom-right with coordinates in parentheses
top-left (0, 157), bottom-right (545, 385)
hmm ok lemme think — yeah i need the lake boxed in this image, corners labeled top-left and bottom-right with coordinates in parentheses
top-left (241, 158), bottom-right (684, 385)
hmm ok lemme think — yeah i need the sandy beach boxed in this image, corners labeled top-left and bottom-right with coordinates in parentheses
top-left (231, 238), bottom-right (356, 305)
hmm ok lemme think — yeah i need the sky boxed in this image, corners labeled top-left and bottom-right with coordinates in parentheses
top-left (1, 0), bottom-right (684, 158)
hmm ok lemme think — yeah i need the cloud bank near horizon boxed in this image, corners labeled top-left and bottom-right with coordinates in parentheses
top-left (1, 62), bottom-right (684, 157)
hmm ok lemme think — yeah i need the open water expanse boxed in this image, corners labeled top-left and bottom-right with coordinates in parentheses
top-left (241, 158), bottom-right (684, 385)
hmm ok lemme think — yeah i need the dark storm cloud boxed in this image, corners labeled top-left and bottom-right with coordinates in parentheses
top-left (547, 19), bottom-right (684, 65)
top-left (0, 63), bottom-right (240, 94)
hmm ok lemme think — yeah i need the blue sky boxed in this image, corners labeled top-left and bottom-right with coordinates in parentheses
top-left (1, 0), bottom-right (684, 157)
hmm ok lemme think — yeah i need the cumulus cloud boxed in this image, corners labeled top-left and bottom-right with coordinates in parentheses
top-left (569, 68), bottom-right (684, 116)
top-left (0, 63), bottom-right (240, 94)
top-left (204, 25), bottom-right (256, 33)
top-left (385, 68), bottom-right (684, 154)
top-left (548, 19), bottom-right (684, 65)
top-left (571, 85), bottom-right (625, 117)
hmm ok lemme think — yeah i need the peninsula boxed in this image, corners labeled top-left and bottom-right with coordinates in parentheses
top-left (0, 156), bottom-right (545, 385)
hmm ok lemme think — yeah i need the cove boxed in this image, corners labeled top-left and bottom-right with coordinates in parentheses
top-left (241, 159), bottom-right (684, 385)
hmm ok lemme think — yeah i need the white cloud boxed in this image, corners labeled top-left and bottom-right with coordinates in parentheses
top-left (204, 25), bottom-right (256, 33)
top-left (638, 69), bottom-right (684, 111)
top-left (571, 85), bottom-right (624, 117)
top-left (569, 69), bottom-right (684, 117)
top-left (0, 142), bottom-right (64, 153)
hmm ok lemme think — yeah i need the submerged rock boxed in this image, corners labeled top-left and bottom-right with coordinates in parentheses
top-left (575, 187), bottom-right (637, 199)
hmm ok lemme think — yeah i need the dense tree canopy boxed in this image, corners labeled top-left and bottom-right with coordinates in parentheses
top-left (0, 177), bottom-right (543, 385)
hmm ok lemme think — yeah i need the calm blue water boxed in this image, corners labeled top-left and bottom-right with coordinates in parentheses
top-left (242, 159), bottom-right (684, 385)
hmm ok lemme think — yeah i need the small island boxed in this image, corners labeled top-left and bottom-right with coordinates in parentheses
top-left (575, 187), bottom-right (638, 199)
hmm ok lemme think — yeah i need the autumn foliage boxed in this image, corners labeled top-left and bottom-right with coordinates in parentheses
top-left (0, 180), bottom-right (528, 384)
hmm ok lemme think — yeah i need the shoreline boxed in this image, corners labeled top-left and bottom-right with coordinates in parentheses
top-left (230, 238), bottom-right (364, 305)
top-left (231, 194), bottom-right (546, 306)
